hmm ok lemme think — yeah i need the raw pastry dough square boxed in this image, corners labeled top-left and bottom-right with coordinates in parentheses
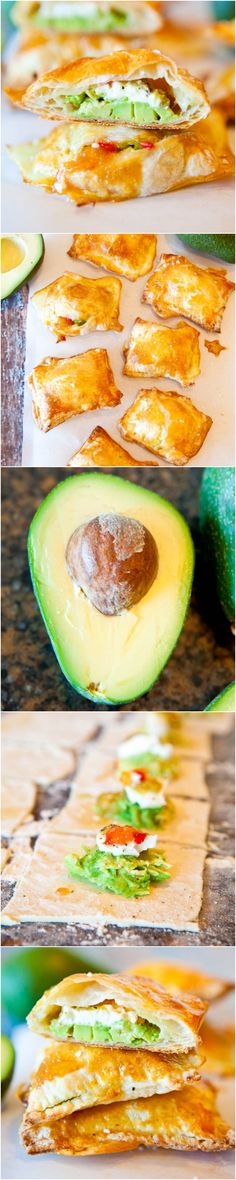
top-left (123, 319), bottom-right (201, 385)
top-left (67, 426), bottom-right (156, 467)
top-left (28, 349), bottom-right (121, 431)
top-left (2, 712), bottom-right (98, 747)
top-left (97, 713), bottom-right (212, 760)
top-left (143, 254), bottom-right (234, 332)
top-left (1, 829), bottom-right (207, 931)
top-left (120, 388), bottom-right (212, 465)
top-left (50, 767), bottom-right (210, 846)
top-left (68, 234), bottom-right (157, 280)
top-left (31, 271), bottom-right (123, 339)
top-left (1, 778), bottom-right (36, 837)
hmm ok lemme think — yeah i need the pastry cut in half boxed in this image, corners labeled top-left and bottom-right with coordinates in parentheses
top-left (28, 350), bottom-right (121, 431)
top-left (11, 2), bottom-right (163, 37)
top-left (27, 972), bottom-right (206, 1051)
top-left (68, 233), bottom-right (157, 280)
top-left (20, 1080), bottom-right (235, 1155)
top-left (4, 31), bottom-right (135, 102)
top-left (8, 110), bottom-right (234, 206)
top-left (123, 319), bottom-right (201, 386)
top-left (119, 389), bottom-right (212, 465)
top-left (126, 960), bottom-right (234, 1003)
top-left (20, 47), bottom-right (210, 129)
top-left (143, 253), bottom-right (235, 333)
top-left (31, 271), bottom-right (123, 338)
top-left (18, 1040), bottom-right (203, 1124)
top-left (67, 426), bottom-right (156, 467)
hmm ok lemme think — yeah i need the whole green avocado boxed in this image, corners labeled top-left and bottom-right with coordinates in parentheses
top-left (200, 468), bottom-right (235, 628)
top-left (177, 235), bottom-right (235, 264)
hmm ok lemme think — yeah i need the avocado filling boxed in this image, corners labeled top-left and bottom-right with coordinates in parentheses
top-left (49, 1004), bottom-right (161, 1047)
top-left (36, 4), bottom-right (131, 33)
top-left (65, 846), bottom-right (170, 896)
top-left (97, 790), bottom-right (168, 830)
top-left (62, 79), bottom-right (186, 125)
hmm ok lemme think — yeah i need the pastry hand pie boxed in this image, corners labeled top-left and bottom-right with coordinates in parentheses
top-left (20, 1081), bottom-right (235, 1155)
top-left (127, 961), bottom-right (234, 1003)
top-left (28, 350), bottom-right (121, 432)
top-left (4, 30), bottom-right (128, 103)
top-left (21, 47), bottom-right (210, 129)
top-left (201, 1023), bottom-right (235, 1079)
top-left (12, 3), bottom-right (163, 36)
top-left (67, 426), bottom-right (156, 467)
top-left (143, 254), bottom-right (235, 333)
top-left (123, 320), bottom-right (201, 386)
top-left (68, 234), bottom-right (157, 280)
top-left (19, 1040), bottom-right (203, 1124)
top-left (8, 110), bottom-right (234, 205)
top-left (27, 972), bottom-right (206, 1050)
top-left (31, 271), bottom-right (123, 338)
top-left (120, 389), bottom-right (212, 465)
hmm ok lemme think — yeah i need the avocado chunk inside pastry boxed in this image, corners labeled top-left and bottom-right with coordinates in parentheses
top-left (18, 3), bottom-right (162, 36)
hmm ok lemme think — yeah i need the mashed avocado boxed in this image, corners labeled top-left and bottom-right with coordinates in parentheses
top-left (36, 5), bottom-right (130, 33)
top-left (65, 846), bottom-right (170, 897)
top-left (97, 790), bottom-right (167, 831)
top-left (49, 1014), bottom-right (161, 1046)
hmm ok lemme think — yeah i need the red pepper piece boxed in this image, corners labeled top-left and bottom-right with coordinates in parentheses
top-left (103, 824), bottom-right (148, 846)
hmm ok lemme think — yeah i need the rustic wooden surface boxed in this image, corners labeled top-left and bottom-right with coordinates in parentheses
top-left (2, 467), bottom-right (234, 711)
top-left (1, 287), bottom-right (28, 467)
top-left (1, 724), bottom-right (234, 948)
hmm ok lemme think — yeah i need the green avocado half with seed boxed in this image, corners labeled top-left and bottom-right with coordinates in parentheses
top-left (28, 472), bottom-right (194, 705)
top-left (1, 234), bottom-right (44, 300)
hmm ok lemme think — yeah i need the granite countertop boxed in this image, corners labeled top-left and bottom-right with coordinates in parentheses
top-left (2, 466), bottom-right (234, 712)
top-left (2, 724), bottom-right (234, 948)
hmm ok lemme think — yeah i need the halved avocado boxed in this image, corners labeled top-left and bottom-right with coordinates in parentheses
top-left (205, 682), bottom-right (235, 712)
top-left (28, 473), bottom-right (194, 705)
top-left (1, 233), bottom-right (44, 300)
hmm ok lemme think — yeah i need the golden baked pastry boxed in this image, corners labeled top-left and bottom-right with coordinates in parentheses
top-left (20, 47), bottom-right (210, 129)
top-left (12, 3), bottom-right (163, 36)
top-left (123, 319), bottom-right (201, 385)
top-left (126, 960), bottom-right (234, 1003)
top-left (67, 426), bottom-right (156, 467)
top-left (18, 1040), bottom-right (203, 1124)
top-left (20, 1081), bottom-right (235, 1155)
top-left (206, 64), bottom-right (235, 123)
top-left (31, 271), bottom-right (123, 338)
top-left (28, 350), bottom-right (121, 431)
top-left (119, 388), bottom-right (212, 465)
top-left (205, 19), bottom-right (235, 48)
top-left (8, 110), bottom-right (235, 205)
top-left (143, 254), bottom-right (235, 332)
top-left (201, 1022), bottom-right (235, 1079)
top-left (4, 30), bottom-right (129, 102)
top-left (68, 233), bottom-right (157, 280)
top-left (28, 971), bottom-right (206, 1050)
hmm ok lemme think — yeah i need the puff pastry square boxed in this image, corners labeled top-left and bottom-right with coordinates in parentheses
top-left (27, 349), bottom-right (121, 432)
top-left (20, 47), bottom-right (209, 130)
top-left (31, 271), bottom-right (123, 339)
top-left (20, 1081), bottom-right (235, 1155)
top-left (143, 253), bottom-right (235, 332)
top-left (123, 319), bottom-right (201, 386)
top-left (67, 426), bottom-right (156, 467)
top-left (8, 110), bottom-right (235, 206)
top-left (68, 233), bottom-right (157, 280)
top-left (120, 388), bottom-right (212, 465)
top-left (19, 1041), bottom-right (203, 1125)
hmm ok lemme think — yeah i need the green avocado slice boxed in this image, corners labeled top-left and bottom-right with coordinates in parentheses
top-left (49, 1015), bottom-right (161, 1047)
top-left (205, 682), bottom-right (235, 712)
top-left (28, 472), bottom-right (194, 704)
top-left (1, 234), bottom-right (44, 300)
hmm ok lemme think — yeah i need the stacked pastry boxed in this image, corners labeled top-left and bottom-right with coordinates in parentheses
top-left (5, 3), bottom-right (234, 203)
top-left (19, 970), bottom-right (235, 1156)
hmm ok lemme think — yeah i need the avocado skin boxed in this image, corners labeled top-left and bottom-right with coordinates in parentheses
top-left (1, 233), bottom-right (45, 300)
top-left (205, 682), bottom-right (235, 712)
top-left (177, 235), bottom-right (235, 264)
top-left (200, 468), bottom-right (235, 626)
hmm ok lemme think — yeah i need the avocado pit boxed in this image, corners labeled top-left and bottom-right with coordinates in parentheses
top-left (65, 512), bottom-right (158, 615)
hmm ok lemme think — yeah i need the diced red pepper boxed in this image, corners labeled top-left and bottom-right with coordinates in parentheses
top-left (98, 141), bottom-right (120, 152)
top-left (139, 141), bottom-right (155, 149)
top-left (131, 769), bottom-right (146, 782)
top-left (103, 824), bottom-right (148, 846)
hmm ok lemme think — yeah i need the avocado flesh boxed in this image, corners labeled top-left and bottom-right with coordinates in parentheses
top-left (28, 472), bottom-right (194, 705)
top-left (63, 89), bottom-right (180, 125)
top-left (177, 234), bottom-right (235, 264)
top-left (200, 468), bottom-right (235, 627)
top-left (49, 1016), bottom-right (161, 1047)
top-left (1, 233), bottom-right (44, 300)
top-left (35, 6), bottom-right (130, 33)
top-left (205, 682), bottom-right (235, 712)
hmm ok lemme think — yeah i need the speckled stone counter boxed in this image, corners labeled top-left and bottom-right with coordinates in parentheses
top-left (2, 467), bottom-right (234, 712)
